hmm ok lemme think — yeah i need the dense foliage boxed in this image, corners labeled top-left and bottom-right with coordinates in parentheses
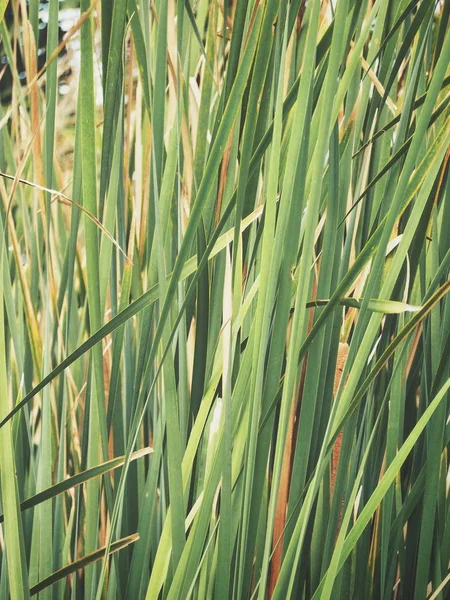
top-left (0, 0), bottom-right (449, 598)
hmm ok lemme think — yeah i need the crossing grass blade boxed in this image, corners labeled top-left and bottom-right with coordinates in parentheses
top-left (0, 448), bottom-right (152, 524)
top-left (29, 534), bottom-right (139, 596)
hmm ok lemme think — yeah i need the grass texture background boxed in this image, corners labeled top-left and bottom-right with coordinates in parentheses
top-left (0, 0), bottom-right (449, 598)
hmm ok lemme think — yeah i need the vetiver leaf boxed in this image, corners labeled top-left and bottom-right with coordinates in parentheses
top-left (1, 2), bottom-right (448, 598)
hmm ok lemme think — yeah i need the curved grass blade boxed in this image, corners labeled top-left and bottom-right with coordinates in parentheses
top-left (0, 448), bottom-right (152, 523)
top-left (30, 534), bottom-right (139, 596)
top-left (0, 170), bottom-right (130, 261)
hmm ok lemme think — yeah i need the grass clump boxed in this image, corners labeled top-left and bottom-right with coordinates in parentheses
top-left (0, 0), bottom-right (449, 598)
